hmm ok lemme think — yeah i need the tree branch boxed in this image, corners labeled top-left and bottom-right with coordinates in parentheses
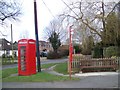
top-left (0, 0), bottom-right (22, 23)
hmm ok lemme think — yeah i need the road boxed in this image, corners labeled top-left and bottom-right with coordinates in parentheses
top-left (2, 59), bottom-right (68, 70)
top-left (2, 74), bottom-right (119, 88)
top-left (2, 58), bottom-right (119, 88)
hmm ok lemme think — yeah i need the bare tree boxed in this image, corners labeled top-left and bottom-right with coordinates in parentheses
top-left (60, 0), bottom-right (119, 43)
top-left (0, 0), bottom-right (22, 36)
top-left (0, 0), bottom-right (22, 24)
top-left (43, 17), bottom-right (67, 43)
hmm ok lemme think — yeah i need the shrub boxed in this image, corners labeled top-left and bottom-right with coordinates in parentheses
top-left (103, 46), bottom-right (119, 57)
top-left (92, 47), bottom-right (103, 58)
top-left (7, 55), bottom-right (12, 58)
top-left (2, 54), bottom-right (6, 58)
top-left (81, 49), bottom-right (92, 55)
top-left (72, 54), bottom-right (85, 59)
top-left (59, 50), bottom-right (69, 57)
top-left (73, 45), bottom-right (82, 54)
top-left (47, 51), bottom-right (61, 59)
top-left (68, 54), bottom-right (85, 60)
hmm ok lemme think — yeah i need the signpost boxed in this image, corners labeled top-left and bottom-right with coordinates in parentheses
top-left (69, 25), bottom-right (73, 79)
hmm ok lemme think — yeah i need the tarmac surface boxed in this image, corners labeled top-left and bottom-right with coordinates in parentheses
top-left (2, 59), bottom-right (68, 70)
top-left (2, 58), bottom-right (120, 88)
top-left (2, 74), bottom-right (119, 88)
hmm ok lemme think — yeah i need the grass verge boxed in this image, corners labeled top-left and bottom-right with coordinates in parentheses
top-left (54, 62), bottom-right (68, 75)
top-left (41, 63), bottom-right (57, 69)
top-left (2, 63), bottom-right (57, 78)
top-left (2, 63), bottom-right (79, 82)
top-left (3, 72), bottom-right (78, 82)
top-left (2, 68), bottom-right (18, 78)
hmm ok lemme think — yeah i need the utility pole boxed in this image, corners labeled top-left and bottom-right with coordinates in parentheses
top-left (34, 0), bottom-right (41, 72)
top-left (11, 24), bottom-right (14, 62)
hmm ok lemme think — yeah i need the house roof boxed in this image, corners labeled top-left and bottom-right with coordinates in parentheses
top-left (39, 40), bottom-right (51, 47)
top-left (0, 38), bottom-right (11, 50)
top-left (0, 38), bottom-right (18, 50)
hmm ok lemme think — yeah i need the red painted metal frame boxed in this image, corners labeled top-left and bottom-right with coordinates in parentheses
top-left (69, 26), bottom-right (73, 79)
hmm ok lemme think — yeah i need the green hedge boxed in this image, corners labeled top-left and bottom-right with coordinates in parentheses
top-left (92, 47), bottom-right (103, 58)
top-left (103, 46), bottom-right (120, 57)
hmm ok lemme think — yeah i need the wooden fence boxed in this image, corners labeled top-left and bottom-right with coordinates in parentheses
top-left (68, 57), bottom-right (120, 73)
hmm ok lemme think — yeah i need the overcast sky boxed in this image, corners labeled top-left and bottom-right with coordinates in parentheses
top-left (0, 0), bottom-right (119, 42)
top-left (0, 0), bottom-right (66, 42)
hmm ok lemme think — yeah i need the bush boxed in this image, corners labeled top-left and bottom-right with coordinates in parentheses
top-left (59, 50), bottom-right (69, 57)
top-left (92, 47), bottom-right (103, 58)
top-left (7, 55), bottom-right (12, 58)
top-left (103, 46), bottom-right (119, 57)
top-left (72, 54), bottom-right (85, 59)
top-left (74, 45), bottom-right (82, 54)
top-left (2, 54), bottom-right (6, 58)
top-left (47, 51), bottom-right (61, 59)
top-left (81, 50), bottom-right (91, 55)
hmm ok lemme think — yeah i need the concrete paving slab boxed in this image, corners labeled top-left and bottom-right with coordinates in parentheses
top-left (75, 72), bottom-right (119, 77)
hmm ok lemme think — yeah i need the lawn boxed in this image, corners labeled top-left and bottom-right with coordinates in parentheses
top-left (0, 57), bottom-right (2, 65)
top-left (41, 63), bottom-right (57, 69)
top-left (2, 63), bottom-right (79, 82)
top-left (2, 68), bottom-right (18, 78)
top-left (3, 72), bottom-right (78, 82)
top-left (2, 63), bottom-right (58, 78)
top-left (54, 62), bottom-right (68, 75)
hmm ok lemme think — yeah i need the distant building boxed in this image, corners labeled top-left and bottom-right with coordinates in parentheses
top-left (39, 41), bottom-right (53, 52)
top-left (0, 39), bottom-right (54, 57)
top-left (0, 38), bottom-right (18, 57)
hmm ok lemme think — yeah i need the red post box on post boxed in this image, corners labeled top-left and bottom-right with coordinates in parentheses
top-left (18, 39), bottom-right (36, 76)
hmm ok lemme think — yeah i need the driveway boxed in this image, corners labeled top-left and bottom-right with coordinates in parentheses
top-left (2, 74), bottom-right (118, 88)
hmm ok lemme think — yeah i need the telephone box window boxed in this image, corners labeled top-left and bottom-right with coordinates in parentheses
top-left (20, 46), bottom-right (26, 71)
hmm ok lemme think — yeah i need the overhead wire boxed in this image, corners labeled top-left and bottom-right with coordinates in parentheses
top-left (60, 0), bottom-right (79, 18)
top-left (41, 0), bottom-right (56, 19)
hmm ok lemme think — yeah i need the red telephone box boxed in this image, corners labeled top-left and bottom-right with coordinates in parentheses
top-left (18, 39), bottom-right (36, 76)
